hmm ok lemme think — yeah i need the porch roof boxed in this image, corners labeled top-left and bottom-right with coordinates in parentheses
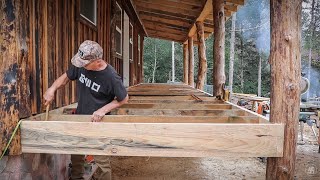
top-left (131, 0), bottom-right (245, 43)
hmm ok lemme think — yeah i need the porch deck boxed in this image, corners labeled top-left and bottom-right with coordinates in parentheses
top-left (21, 83), bottom-right (284, 157)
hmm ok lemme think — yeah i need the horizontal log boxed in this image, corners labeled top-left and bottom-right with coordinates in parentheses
top-left (21, 121), bottom-right (284, 157)
top-left (128, 95), bottom-right (196, 100)
top-left (128, 91), bottom-right (207, 96)
top-left (112, 109), bottom-right (250, 116)
top-left (120, 103), bottom-right (232, 109)
top-left (27, 114), bottom-right (262, 124)
top-left (128, 99), bottom-right (223, 104)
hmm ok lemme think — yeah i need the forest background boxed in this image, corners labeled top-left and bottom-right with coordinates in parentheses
top-left (143, 0), bottom-right (320, 98)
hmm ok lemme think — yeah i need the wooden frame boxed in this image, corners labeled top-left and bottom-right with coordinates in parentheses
top-left (21, 83), bottom-right (284, 158)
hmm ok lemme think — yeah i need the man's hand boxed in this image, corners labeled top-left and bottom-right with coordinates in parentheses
top-left (91, 108), bottom-right (106, 122)
top-left (43, 87), bottom-right (55, 106)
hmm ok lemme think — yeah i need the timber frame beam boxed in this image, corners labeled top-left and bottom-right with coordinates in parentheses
top-left (21, 83), bottom-right (284, 158)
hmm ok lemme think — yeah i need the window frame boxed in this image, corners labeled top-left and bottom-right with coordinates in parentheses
top-left (138, 35), bottom-right (141, 65)
top-left (79, 0), bottom-right (97, 27)
top-left (129, 23), bottom-right (133, 62)
top-left (115, 2), bottom-right (123, 56)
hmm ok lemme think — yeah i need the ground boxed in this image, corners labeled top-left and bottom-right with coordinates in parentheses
top-left (109, 127), bottom-right (319, 180)
top-left (108, 116), bottom-right (320, 180)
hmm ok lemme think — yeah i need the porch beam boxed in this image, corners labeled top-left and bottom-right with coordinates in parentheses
top-left (119, 103), bottom-right (232, 110)
top-left (266, 0), bottom-right (302, 179)
top-left (21, 121), bottom-right (284, 157)
top-left (29, 114), bottom-right (260, 124)
top-left (195, 21), bottom-right (207, 90)
top-left (127, 99), bottom-right (223, 104)
top-left (112, 109), bottom-right (250, 116)
top-left (213, 0), bottom-right (226, 98)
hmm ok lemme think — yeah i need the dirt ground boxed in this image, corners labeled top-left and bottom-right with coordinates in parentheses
top-left (109, 123), bottom-right (320, 180)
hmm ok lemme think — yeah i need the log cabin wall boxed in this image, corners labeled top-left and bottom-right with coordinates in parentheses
top-left (1, 0), bottom-right (144, 177)
top-left (1, 0), bottom-right (145, 156)
top-left (27, 0), bottom-right (112, 115)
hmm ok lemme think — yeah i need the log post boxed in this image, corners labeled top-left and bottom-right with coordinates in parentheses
top-left (188, 36), bottom-right (194, 87)
top-left (195, 21), bottom-right (207, 90)
top-left (213, 0), bottom-right (225, 98)
top-left (183, 43), bottom-right (189, 84)
top-left (266, 0), bottom-right (302, 179)
top-left (0, 0), bottom-right (30, 156)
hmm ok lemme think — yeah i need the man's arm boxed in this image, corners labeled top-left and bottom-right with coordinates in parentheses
top-left (43, 73), bottom-right (70, 106)
top-left (91, 95), bottom-right (129, 122)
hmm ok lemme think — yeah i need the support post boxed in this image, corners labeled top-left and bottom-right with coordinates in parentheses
top-left (188, 36), bottom-right (194, 87)
top-left (213, 0), bottom-right (225, 98)
top-left (258, 54), bottom-right (262, 97)
top-left (266, 0), bottom-right (302, 179)
top-left (229, 13), bottom-right (236, 93)
top-left (172, 41), bottom-right (175, 82)
top-left (195, 21), bottom-right (207, 90)
top-left (183, 43), bottom-right (189, 84)
top-left (0, 0), bottom-right (30, 156)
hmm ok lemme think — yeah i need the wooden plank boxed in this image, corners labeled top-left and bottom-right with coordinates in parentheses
top-left (21, 121), bottom-right (284, 157)
top-left (137, 7), bottom-right (197, 21)
top-left (28, 114), bottom-right (261, 124)
top-left (144, 22), bottom-right (187, 35)
top-left (140, 14), bottom-right (193, 27)
top-left (147, 31), bottom-right (185, 42)
top-left (129, 95), bottom-right (195, 100)
top-left (112, 109), bottom-right (250, 116)
top-left (120, 103), bottom-right (232, 109)
top-left (135, 3), bottom-right (199, 17)
top-left (128, 91), bottom-right (206, 96)
top-left (135, 0), bottom-right (202, 10)
top-left (146, 28), bottom-right (186, 37)
top-left (128, 99), bottom-right (224, 104)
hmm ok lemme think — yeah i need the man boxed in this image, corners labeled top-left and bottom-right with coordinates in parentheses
top-left (43, 40), bottom-right (128, 180)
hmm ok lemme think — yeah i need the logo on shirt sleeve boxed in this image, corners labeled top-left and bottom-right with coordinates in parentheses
top-left (79, 73), bottom-right (101, 92)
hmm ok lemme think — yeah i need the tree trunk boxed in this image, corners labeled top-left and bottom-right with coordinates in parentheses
top-left (266, 0), bottom-right (302, 179)
top-left (240, 29), bottom-right (244, 93)
top-left (152, 41), bottom-right (157, 83)
top-left (229, 13), bottom-right (236, 93)
top-left (258, 55), bottom-right (262, 96)
top-left (307, 0), bottom-right (316, 100)
top-left (172, 41), bottom-right (175, 82)
top-left (213, 0), bottom-right (225, 98)
top-left (183, 43), bottom-right (189, 84)
top-left (195, 21), bottom-right (207, 90)
top-left (188, 37), bottom-right (195, 87)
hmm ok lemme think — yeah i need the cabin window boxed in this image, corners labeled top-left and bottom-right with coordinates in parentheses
top-left (80, 0), bottom-right (97, 25)
top-left (129, 23), bottom-right (133, 62)
top-left (138, 35), bottom-right (141, 65)
top-left (115, 2), bottom-right (122, 56)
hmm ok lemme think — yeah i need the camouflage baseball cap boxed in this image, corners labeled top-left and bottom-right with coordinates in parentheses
top-left (71, 40), bottom-right (103, 67)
